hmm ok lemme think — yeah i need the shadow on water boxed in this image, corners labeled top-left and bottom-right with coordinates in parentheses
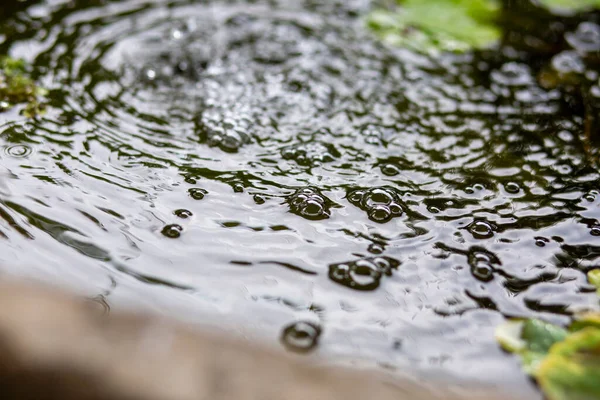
top-left (1, 0), bottom-right (600, 396)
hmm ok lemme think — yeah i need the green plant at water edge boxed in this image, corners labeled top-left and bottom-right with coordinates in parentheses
top-left (537, 0), bottom-right (600, 14)
top-left (366, 0), bottom-right (502, 53)
top-left (0, 57), bottom-right (46, 118)
top-left (496, 270), bottom-right (600, 400)
top-left (590, 269), bottom-right (600, 296)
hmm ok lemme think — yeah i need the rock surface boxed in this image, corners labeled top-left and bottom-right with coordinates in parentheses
top-left (0, 280), bottom-right (516, 400)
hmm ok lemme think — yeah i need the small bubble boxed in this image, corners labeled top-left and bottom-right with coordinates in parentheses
top-left (161, 224), bottom-right (183, 239)
top-left (348, 190), bottom-right (364, 204)
top-left (369, 206), bottom-right (392, 223)
top-left (467, 249), bottom-right (499, 282)
top-left (591, 226), bottom-right (600, 236)
top-left (584, 191), bottom-right (598, 202)
top-left (471, 264), bottom-right (494, 282)
top-left (381, 164), bottom-right (400, 176)
top-left (281, 321), bottom-right (321, 353)
top-left (534, 237), bottom-right (549, 247)
top-left (504, 182), bottom-right (520, 194)
top-left (368, 243), bottom-right (384, 254)
top-left (233, 184), bottom-right (244, 193)
top-left (253, 194), bottom-right (266, 204)
top-left (364, 188), bottom-right (394, 208)
top-left (350, 260), bottom-right (383, 288)
top-left (566, 22), bottom-right (600, 53)
top-left (174, 209), bottom-right (193, 219)
top-left (188, 188), bottom-right (208, 200)
top-left (467, 220), bottom-right (495, 239)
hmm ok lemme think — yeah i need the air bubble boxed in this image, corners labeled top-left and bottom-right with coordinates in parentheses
top-left (467, 220), bottom-right (496, 239)
top-left (504, 182), bottom-right (520, 194)
top-left (566, 22), bottom-right (600, 53)
top-left (233, 184), bottom-right (244, 193)
top-left (368, 205), bottom-right (392, 223)
top-left (253, 194), bottom-right (266, 204)
top-left (467, 248), bottom-right (500, 282)
top-left (591, 225), bottom-right (600, 236)
top-left (368, 243), bottom-right (384, 254)
top-left (188, 188), bottom-right (208, 200)
top-left (281, 321), bottom-right (321, 353)
top-left (381, 164), bottom-right (400, 176)
top-left (472, 264), bottom-right (494, 282)
top-left (161, 224), bottom-right (183, 238)
top-left (174, 209), bottom-right (193, 219)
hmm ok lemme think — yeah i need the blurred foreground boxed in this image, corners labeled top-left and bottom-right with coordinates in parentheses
top-left (0, 280), bottom-right (517, 400)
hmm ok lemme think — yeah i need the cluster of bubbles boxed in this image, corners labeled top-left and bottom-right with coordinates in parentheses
top-left (346, 187), bottom-right (404, 223)
top-left (196, 117), bottom-right (252, 154)
top-left (328, 256), bottom-right (400, 291)
top-left (286, 187), bottom-right (333, 220)
top-left (280, 141), bottom-right (340, 167)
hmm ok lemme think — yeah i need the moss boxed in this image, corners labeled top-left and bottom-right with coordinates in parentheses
top-left (0, 56), bottom-right (46, 118)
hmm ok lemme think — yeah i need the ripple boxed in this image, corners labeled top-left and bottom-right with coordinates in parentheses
top-left (4, 144), bottom-right (32, 158)
top-left (0, 0), bottom-right (598, 390)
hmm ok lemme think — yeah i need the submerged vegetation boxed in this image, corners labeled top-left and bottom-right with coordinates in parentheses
top-left (0, 57), bottom-right (46, 118)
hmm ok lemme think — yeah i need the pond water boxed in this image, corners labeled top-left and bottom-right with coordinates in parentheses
top-left (1, 0), bottom-right (600, 396)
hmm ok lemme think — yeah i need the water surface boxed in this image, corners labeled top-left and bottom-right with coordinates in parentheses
top-left (1, 1), bottom-right (599, 396)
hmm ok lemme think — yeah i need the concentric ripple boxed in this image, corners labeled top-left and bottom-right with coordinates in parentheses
top-left (0, 1), bottom-right (599, 396)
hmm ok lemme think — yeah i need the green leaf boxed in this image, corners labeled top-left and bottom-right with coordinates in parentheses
top-left (537, 0), bottom-right (600, 14)
top-left (571, 313), bottom-right (600, 332)
top-left (536, 328), bottom-right (600, 400)
top-left (366, 0), bottom-right (502, 54)
top-left (496, 319), bottom-right (568, 373)
top-left (589, 270), bottom-right (600, 295)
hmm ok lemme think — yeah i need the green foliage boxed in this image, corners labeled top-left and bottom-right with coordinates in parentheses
top-left (589, 270), bottom-right (600, 295)
top-left (366, 0), bottom-right (502, 53)
top-left (537, 0), bottom-right (600, 14)
top-left (496, 319), bottom-right (568, 374)
top-left (496, 271), bottom-right (600, 400)
top-left (0, 56), bottom-right (46, 118)
top-left (537, 328), bottom-right (600, 400)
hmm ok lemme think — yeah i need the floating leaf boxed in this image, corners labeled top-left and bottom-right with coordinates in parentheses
top-left (536, 328), bottom-right (600, 400)
top-left (537, 0), bottom-right (600, 14)
top-left (366, 0), bottom-right (502, 53)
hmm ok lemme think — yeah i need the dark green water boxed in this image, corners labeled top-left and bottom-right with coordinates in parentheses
top-left (1, 0), bottom-right (600, 396)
